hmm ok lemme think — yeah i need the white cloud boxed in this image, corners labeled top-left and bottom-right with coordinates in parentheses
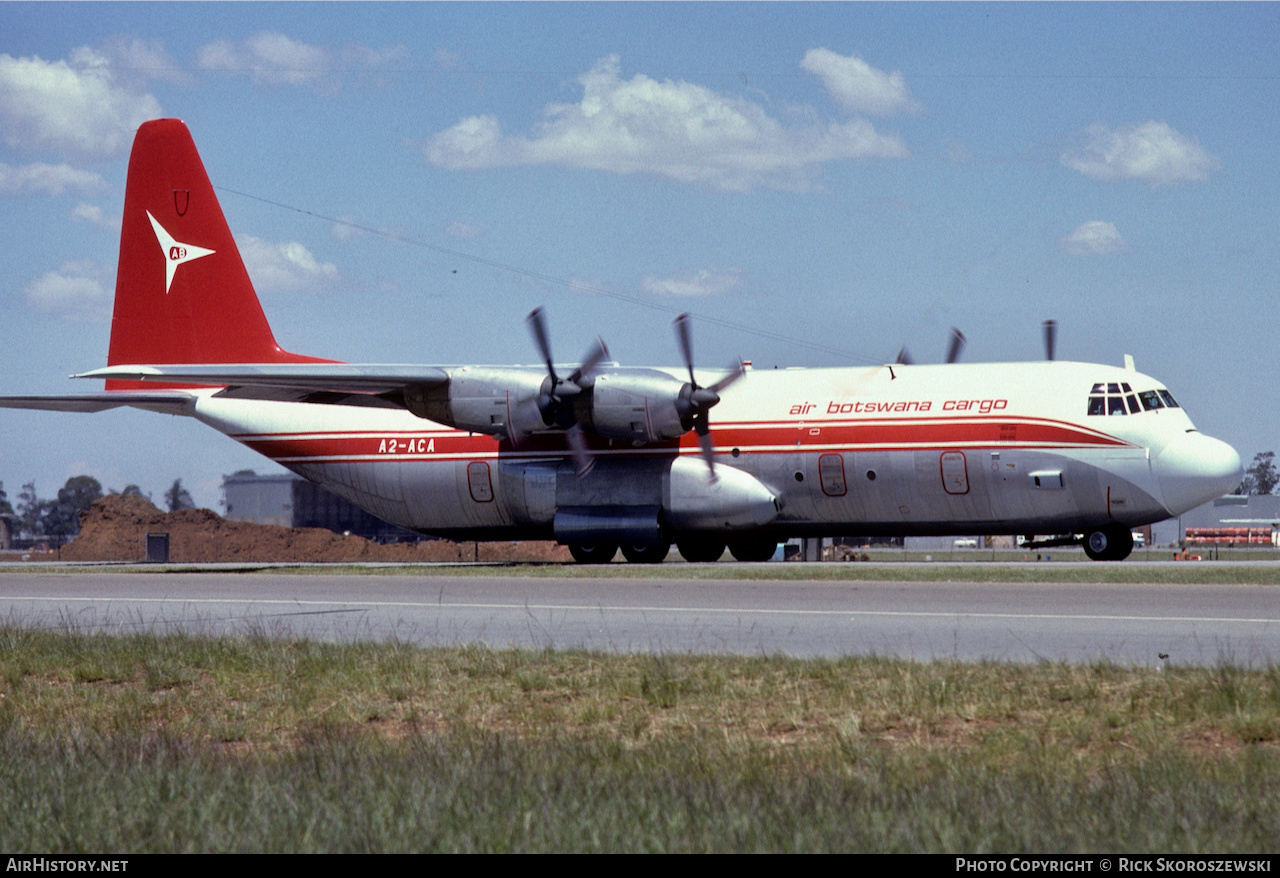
top-left (642, 267), bottom-right (744, 298)
top-left (0, 52), bottom-right (162, 159)
top-left (800, 48), bottom-right (920, 116)
top-left (71, 202), bottom-right (119, 229)
top-left (25, 260), bottom-right (113, 322)
top-left (433, 49), bottom-right (462, 72)
top-left (426, 55), bottom-right (908, 192)
top-left (445, 220), bottom-right (481, 239)
top-left (0, 162), bottom-right (106, 195)
top-left (1061, 121), bottom-right (1219, 187)
top-left (239, 236), bottom-right (338, 293)
top-left (1062, 221), bottom-right (1127, 256)
top-left (197, 33), bottom-right (329, 87)
top-left (429, 115), bottom-right (503, 166)
top-left (70, 38), bottom-right (186, 87)
top-left (342, 43), bottom-right (410, 70)
top-left (330, 215), bottom-right (366, 243)
top-left (196, 33), bottom-right (405, 91)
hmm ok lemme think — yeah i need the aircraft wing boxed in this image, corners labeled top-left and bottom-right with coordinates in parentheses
top-left (75, 364), bottom-right (452, 393)
top-left (0, 391), bottom-right (198, 414)
top-left (2, 366), bottom-right (455, 415)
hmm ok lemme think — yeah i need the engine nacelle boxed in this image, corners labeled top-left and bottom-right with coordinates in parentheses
top-left (665, 457), bottom-right (778, 532)
top-left (575, 370), bottom-right (688, 444)
top-left (402, 366), bottom-right (716, 449)
top-left (402, 367), bottom-right (547, 440)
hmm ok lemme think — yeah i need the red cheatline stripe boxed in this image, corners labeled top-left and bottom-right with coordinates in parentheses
top-left (233, 417), bottom-right (1130, 463)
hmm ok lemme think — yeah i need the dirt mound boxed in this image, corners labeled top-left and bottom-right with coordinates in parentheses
top-left (61, 493), bottom-right (571, 563)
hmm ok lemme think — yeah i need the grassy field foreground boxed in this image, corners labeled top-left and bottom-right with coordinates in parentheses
top-left (1, 626), bottom-right (1278, 852)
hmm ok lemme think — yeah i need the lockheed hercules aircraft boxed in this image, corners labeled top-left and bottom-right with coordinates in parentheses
top-left (0, 119), bottom-right (1243, 563)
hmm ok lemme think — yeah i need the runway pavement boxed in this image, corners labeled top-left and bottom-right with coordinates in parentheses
top-left (1, 565), bottom-right (1277, 666)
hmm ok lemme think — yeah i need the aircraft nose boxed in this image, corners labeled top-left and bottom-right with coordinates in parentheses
top-left (1155, 431), bottom-right (1243, 516)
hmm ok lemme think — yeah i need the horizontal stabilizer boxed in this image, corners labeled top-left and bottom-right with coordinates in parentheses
top-left (0, 391), bottom-right (196, 415)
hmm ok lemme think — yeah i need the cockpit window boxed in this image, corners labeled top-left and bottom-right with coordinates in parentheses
top-left (1089, 384), bottom-right (1182, 416)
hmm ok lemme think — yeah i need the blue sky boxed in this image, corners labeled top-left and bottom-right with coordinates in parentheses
top-left (1, 2), bottom-right (1277, 510)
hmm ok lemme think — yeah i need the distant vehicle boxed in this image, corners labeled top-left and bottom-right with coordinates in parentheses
top-left (0, 119), bottom-right (1244, 563)
top-left (1185, 527), bottom-right (1273, 546)
top-left (953, 539), bottom-right (979, 549)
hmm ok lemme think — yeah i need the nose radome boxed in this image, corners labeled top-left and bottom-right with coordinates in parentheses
top-left (1155, 431), bottom-right (1243, 516)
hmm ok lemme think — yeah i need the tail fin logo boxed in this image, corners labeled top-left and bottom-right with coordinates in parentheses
top-left (147, 210), bottom-right (215, 294)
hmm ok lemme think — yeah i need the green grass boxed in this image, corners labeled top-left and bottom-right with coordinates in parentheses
top-left (1, 627), bottom-right (1278, 852)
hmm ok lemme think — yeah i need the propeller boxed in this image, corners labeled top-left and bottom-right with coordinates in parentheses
top-left (525, 307), bottom-right (608, 475)
top-left (945, 327), bottom-right (966, 364)
top-left (895, 327), bottom-right (964, 366)
top-left (673, 313), bottom-right (745, 478)
top-left (1042, 319), bottom-right (1057, 361)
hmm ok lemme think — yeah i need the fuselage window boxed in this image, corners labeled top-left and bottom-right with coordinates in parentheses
top-left (1125, 394), bottom-right (1141, 414)
top-left (1139, 390), bottom-right (1165, 411)
top-left (1107, 396), bottom-right (1127, 415)
top-left (1107, 383), bottom-right (1122, 394)
top-left (1158, 390), bottom-right (1180, 408)
top-left (1088, 396), bottom-right (1106, 416)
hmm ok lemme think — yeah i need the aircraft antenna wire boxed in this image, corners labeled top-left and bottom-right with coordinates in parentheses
top-left (215, 186), bottom-right (882, 365)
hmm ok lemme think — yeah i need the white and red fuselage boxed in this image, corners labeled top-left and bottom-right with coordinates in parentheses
top-left (182, 359), bottom-right (1239, 544)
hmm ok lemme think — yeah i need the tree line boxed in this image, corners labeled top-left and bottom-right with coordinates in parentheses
top-left (1237, 452), bottom-right (1278, 496)
top-left (0, 477), bottom-right (195, 540)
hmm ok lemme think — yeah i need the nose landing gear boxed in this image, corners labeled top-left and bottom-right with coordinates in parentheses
top-left (1020, 525), bottom-right (1135, 561)
top-left (1082, 525), bottom-right (1134, 561)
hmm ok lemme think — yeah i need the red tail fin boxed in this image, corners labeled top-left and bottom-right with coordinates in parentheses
top-left (106, 119), bottom-right (330, 389)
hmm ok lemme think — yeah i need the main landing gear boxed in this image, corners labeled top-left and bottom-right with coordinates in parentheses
top-left (621, 543), bottom-right (670, 564)
top-left (676, 537), bottom-right (725, 563)
top-left (567, 543), bottom-right (618, 564)
top-left (567, 536), bottom-right (779, 564)
top-left (674, 536), bottom-right (779, 563)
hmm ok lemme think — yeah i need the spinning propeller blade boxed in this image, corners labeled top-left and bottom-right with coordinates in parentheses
top-left (526, 307), bottom-right (609, 474)
top-left (673, 313), bottom-right (743, 478)
top-left (945, 327), bottom-right (966, 364)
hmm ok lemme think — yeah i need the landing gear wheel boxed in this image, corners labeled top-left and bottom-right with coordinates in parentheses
top-left (568, 543), bottom-right (618, 564)
top-left (676, 538), bottom-right (726, 563)
top-left (1082, 526), bottom-right (1133, 561)
top-left (621, 543), bottom-right (670, 564)
top-left (728, 537), bottom-right (778, 563)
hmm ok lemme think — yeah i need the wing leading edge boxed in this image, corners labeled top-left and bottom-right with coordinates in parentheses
top-left (0, 365), bottom-right (454, 415)
top-left (76, 363), bottom-right (452, 393)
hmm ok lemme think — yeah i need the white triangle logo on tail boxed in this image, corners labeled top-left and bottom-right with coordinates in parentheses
top-left (147, 211), bottom-right (215, 294)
